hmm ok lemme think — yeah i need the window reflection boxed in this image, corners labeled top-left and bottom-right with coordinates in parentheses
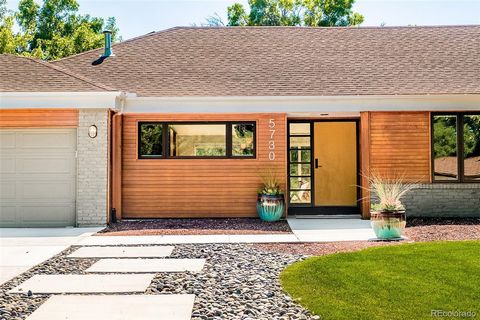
top-left (139, 123), bottom-right (163, 157)
top-left (232, 123), bottom-right (255, 157)
top-left (169, 124), bottom-right (226, 157)
top-left (464, 115), bottom-right (480, 181)
top-left (433, 115), bottom-right (458, 180)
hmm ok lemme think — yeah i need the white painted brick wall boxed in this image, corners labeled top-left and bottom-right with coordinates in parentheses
top-left (76, 109), bottom-right (109, 226)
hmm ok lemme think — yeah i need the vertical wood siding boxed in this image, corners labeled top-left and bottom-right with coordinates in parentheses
top-left (121, 113), bottom-right (287, 218)
top-left (0, 109), bottom-right (78, 127)
top-left (360, 112), bottom-right (371, 218)
top-left (369, 112), bottom-right (431, 183)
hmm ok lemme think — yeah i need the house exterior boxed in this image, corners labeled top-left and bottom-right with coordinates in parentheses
top-left (1, 26), bottom-right (479, 227)
top-left (0, 54), bottom-right (120, 227)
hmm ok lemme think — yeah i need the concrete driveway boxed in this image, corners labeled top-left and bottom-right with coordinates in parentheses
top-left (0, 227), bottom-right (101, 285)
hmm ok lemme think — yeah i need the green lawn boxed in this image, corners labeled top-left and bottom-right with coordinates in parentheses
top-left (280, 241), bottom-right (480, 320)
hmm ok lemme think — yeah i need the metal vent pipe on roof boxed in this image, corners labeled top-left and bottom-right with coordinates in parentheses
top-left (102, 30), bottom-right (114, 58)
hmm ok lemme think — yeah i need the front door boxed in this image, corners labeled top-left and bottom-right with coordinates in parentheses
top-left (313, 122), bottom-right (357, 207)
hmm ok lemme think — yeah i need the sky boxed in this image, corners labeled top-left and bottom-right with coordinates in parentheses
top-left (6, 0), bottom-right (480, 40)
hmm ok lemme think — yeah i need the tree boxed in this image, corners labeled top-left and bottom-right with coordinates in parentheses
top-left (224, 0), bottom-right (363, 27)
top-left (0, 0), bottom-right (121, 60)
top-left (204, 13), bottom-right (225, 27)
top-left (0, 0), bottom-right (7, 20)
top-left (0, 0), bottom-right (30, 55)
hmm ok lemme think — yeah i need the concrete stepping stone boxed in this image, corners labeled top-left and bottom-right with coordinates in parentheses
top-left (26, 294), bottom-right (195, 320)
top-left (8, 274), bottom-right (155, 294)
top-left (86, 258), bottom-right (206, 273)
top-left (67, 246), bottom-right (174, 258)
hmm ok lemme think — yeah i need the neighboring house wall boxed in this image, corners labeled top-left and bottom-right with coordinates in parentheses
top-left (120, 113), bottom-right (287, 218)
top-left (76, 109), bottom-right (109, 226)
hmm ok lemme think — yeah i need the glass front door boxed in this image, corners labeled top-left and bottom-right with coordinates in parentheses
top-left (288, 120), bottom-right (359, 215)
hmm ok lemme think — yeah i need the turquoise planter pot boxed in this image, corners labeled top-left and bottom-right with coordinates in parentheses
top-left (370, 211), bottom-right (406, 239)
top-left (257, 194), bottom-right (285, 222)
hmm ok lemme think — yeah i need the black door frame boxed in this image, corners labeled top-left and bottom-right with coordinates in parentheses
top-left (287, 119), bottom-right (361, 215)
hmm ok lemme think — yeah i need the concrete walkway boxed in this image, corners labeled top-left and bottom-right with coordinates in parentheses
top-left (1, 220), bottom-right (374, 285)
top-left (287, 217), bottom-right (376, 242)
top-left (12, 243), bottom-right (201, 320)
top-left (0, 227), bottom-right (102, 285)
top-left (75, 218), bottom-right (374, 246)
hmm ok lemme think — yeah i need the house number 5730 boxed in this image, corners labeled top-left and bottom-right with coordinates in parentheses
top-left (268, 119), bottom-right (275, 161)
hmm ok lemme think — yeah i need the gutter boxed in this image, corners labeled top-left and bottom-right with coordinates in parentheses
top-left (0, 91), bottom-right (122, 109)
top-left (122, 94), bottom-right (480, 113)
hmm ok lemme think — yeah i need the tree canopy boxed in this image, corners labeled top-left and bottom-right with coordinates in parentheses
top-left (0, 0), bottom-right (120, 60)
top-left (224, 0), bottom-right (364, 27)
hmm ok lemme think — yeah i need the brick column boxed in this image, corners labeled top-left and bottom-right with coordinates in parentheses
top-left (76, 109), bottom-right (109, 226)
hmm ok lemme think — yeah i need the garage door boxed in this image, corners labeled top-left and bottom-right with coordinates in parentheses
top-left (0, 129), bottom-right (76, 227)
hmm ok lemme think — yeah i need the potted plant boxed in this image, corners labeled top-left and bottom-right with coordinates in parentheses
top-left (257, 169), bottom-right (285, 222)
top-left (368, 173), bottom-right (415, 240)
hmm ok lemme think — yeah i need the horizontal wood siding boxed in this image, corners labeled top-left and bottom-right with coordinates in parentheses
top-left (0, 109), bottom-right (78, 127)
top-left (121, 113), bottom-right (287, 218)
top-left (369, 112), bottom-right (431, 183)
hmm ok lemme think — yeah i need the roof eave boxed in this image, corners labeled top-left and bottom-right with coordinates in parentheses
top-left (0, 91), bottom-right (122, 109)
top-left (122, 93), bottom-right (480, 113)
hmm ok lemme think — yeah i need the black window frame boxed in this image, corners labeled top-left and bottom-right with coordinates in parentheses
top-left (287, 121), bottom-right (314, 207)
top-left (431, 112), bottom-right (480, 183)
top-left (138, 121), bottom-right (256, 159)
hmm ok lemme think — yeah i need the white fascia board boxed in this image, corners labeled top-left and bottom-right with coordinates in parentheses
top-left (123, 94), bottom-right (480, 113)
top-left (0, 92), bottom-right (122, 109)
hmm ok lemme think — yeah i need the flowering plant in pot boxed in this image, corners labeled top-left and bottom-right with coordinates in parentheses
top-left (257, 169), bottom-right (285, 222)
top-left (368, 173), bottom-right (415, 240)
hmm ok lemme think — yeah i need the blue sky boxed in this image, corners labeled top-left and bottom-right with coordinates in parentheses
top-left (6, 0), bottom-right (480, 40)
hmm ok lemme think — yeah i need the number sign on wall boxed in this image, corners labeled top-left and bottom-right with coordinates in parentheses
top-left (268, 119), bottom-right (275, 161)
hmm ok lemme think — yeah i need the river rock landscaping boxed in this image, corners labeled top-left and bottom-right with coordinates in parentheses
top-left (256, 218), bottom-right (480, 255)
top-left (98, 218), bottom-right (292, 236)
top-left (0, 243), bottom-right (313, 320)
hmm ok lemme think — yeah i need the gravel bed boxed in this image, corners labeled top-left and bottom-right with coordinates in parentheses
top-left (0, 244), bottom-right (314, 320)
top-left (98, 218), bottom-right (292, 236)
top-left (0, 247), bottom-right (97, 320)
top-left (256, 218), bottom-right (480, 256)
top-left (255, 241), bottom-right (402, 256)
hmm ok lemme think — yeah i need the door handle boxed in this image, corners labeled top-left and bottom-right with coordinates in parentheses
top-left (315, 158), bottom-right (319, 168)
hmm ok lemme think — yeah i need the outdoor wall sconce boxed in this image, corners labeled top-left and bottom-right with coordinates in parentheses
top-left (88, 125), bottom-right (98, 138)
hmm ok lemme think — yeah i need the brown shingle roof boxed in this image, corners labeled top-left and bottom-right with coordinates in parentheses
top-left (0, 54), bottom-right (115, 92)
top-left (53, 25), bottom-right (480, 97)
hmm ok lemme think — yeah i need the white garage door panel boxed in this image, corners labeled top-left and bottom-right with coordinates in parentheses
top-left (21, 205), bottom-right (75, 224)
top-left (0, 182), bottom-right (15, 200)
top-left (0, 132), bottom-right (15, 148)
top-left (0, 206), bottom-right (16, 224)
top-left (19, 157), bottom-right (73, 174)
top-left (20, 132), bottom-right (75, 149)
top-left (0, 129), bottom-right (76, 227)
top-left (0, 157), bottom-right (15, 173)
top-left (20, 181), bottom-right (75, 201)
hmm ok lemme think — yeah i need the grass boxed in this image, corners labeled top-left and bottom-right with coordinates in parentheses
top-left (280, 241), bottom-right (480, 320)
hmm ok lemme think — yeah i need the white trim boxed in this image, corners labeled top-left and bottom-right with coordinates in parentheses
top-left (122, 94), bottom-right (480, 113)
top-left (0, 92), bottom-right (121, 109)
